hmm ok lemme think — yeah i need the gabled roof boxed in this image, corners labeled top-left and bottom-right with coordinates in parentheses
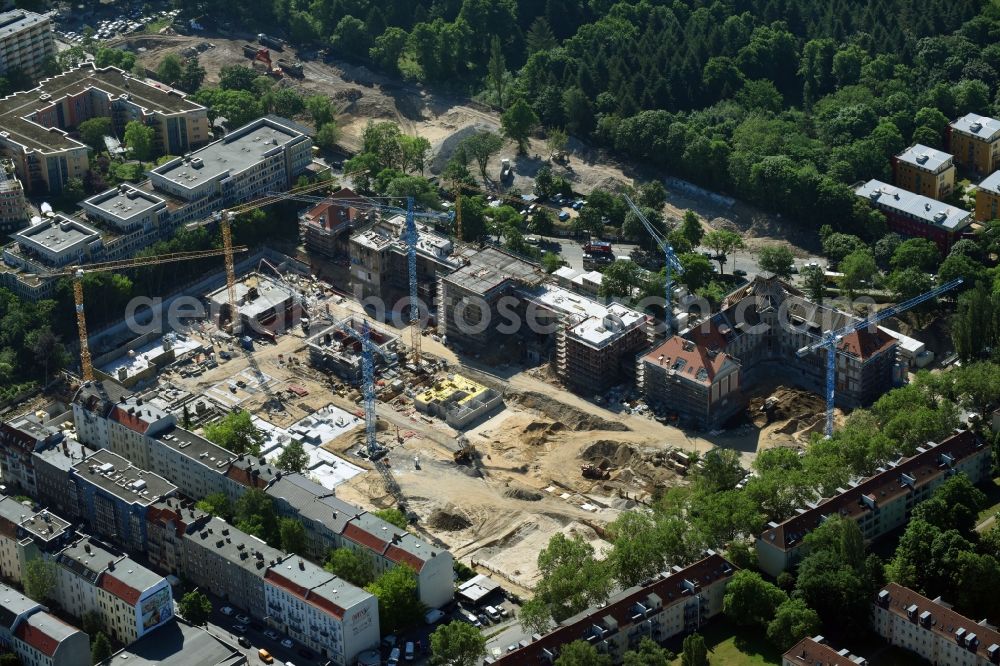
top-left (99, 573), bottom-right (142, 605)
top-left (642, 335), bottom-right (738, 387)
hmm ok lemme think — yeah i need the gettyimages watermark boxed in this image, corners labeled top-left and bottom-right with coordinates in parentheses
top-left (121, 288), bottom-right (883, 344)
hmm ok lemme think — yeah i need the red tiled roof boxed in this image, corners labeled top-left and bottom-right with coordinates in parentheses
top-left (15, 621), bottom-right (59, 657)
top-left (225, 465), bottom-right (269, 490)
top-left (304, 188), bottom-right (363, 230)
top-left (492, 554), bottom-right (736, 665)
top-left (838, 328), bottom-right (897, 360)
top-left (264, 570), bottom-right (345, 619)
top-left (342, 523), bottom-right (388, 554)
top-left (783, 637), bottom-right (861, 665)
top-left (99, 572), bottom-right (142, 605)
top-left (385, 545), bottom-right (425, 572)
top-left (759, 430), bottom-right (985, 552)
top-left (643, 335), bottom-right (738, 387)
top-left (110, 406), bottom-right (150, 434)
top-left (876, 583), bottom-right (1000, 660)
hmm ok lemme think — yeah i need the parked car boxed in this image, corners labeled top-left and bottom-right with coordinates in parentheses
top-left (424, 609), bottom-right (445, 625)
top-left (238, 637), bottom-right (251, 648)
top-left (485, 606), bottom-right (502, 621)
top-left (281, 639), bottom-right (293, 649)
top-left (387, 648), bottom-right (400, 666)
top-left (221, 606), bottom-right (234, 616)
top-left (477, 613), bottom-right (491, 626)
top-left (258, 649), bottom-right (273, 664)
top-left (236, 614), bottom-right (250, 624)
top-left (404, 642), bottom-right (415, 661)
top-left (233, 624), bottom-right (248, 634)
top-left (733, 268), bottom-right (747, 277)
top-left (264, 629), bottom-right (279, 641)
top-left (558, 211), bottom-right (570, 222)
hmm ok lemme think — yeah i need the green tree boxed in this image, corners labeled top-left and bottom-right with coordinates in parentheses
top-left (331, 15), bottom-right (372, 55)
top-left (887, 267), bottom-right (932, 302)
top-left (951, 284), bottom-right (1000, 363)
top-left (681, 633), bottom-right (709, 666)
top-left (305, 95), bottom-right (334, 127)
top-left (179, 58), bottom-right (206, 92)
top-left (195, 492), bottom-right (232, 520)
top-left (840, 249), bottom-right (876, 298)
top-left (563, 87), bottom-right (594, 136)
top-left (78, 117), bottom-right (112, 152)
top-left (822, 233), bottom-right (867, 264)
top-left (766, 598), bottom-right (820, 651)
top-left (374, 507), bottom-right (409, 529)
top-left (204, 410), bottom-right (265, 455)
top-left (275, 441), bottom-right (309, 473)
top-left (757, 245), bottom-right (795, 279)
top-left (91, 632), bottom-right (112, 665)
top-left (486, 36), bottom-right (508, 107)
top-left (399, 135), bottom-right (432, 174)
top-left (678, 210), bottom-right (704, 248)
top-left (429, 621), bottom-right (487, 666)
top-left (459, 131), bottom-right (504, 183)
top-left (702, 230), bottom-right (743, 273)
top-left (520, 533), bottom-right (611, 633)
top-left (546, 129), bottom-right (568, 160)
top-left (723, 570), bottom-right (788, 627)
top-left (156, 53), bottom-right (183, 86)
top-left (234, 489), bottom-right (280, 547)
top-left (1, 653), bottom-right (21, 666)
top-left (599, 260), bottom-right (641, 298)
top-left (178, 590), bottom-right (212, 625)
top-left (123, 121), bottom-right (155, 161)
top-left (325, 548), bottom-right (376, 587)
top-left (678, 253), bottom-right (714, 291)
top-left (638, 182), bottom-right (667, 210)
top-left (555, 641), bottom-right (612, 666)
top-left (279, 518), bottom-right (307, 554)
top-left (502, 100), bottom-right (540, 155)
top-left (938, 253), bottom-right (983, 287)
top-left (24, 559), bottom-right (56, 602)
top-left (623, 638), bottom-right (674, 665)
top-left (366, 565), bottom-right (424, 633)
top-left (526, 17), bottom-right (557, 54)
top-left (315, 123), bottom-right (340, 152)
top-left (802, 264), bottom-right (825, 303)
top-left (369, 27), bottom-right (408, 75)
top-left (891, 238), bottom-right (941, 272)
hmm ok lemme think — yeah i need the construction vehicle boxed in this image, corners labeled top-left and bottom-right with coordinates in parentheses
top-left (581, 464), bottom-right (610, 480)
top-left (453, 442), bottom-right (477, 465)
top-left (249, 47), bottom-right (282, 77)
top-left (276, 59), bottom-right (303, 77)
top-left (242, 43), bottom-right (259, 58)
top-left (797, 278), bottom-right (963, 437)
top-left (257, 32), bottom-right (284, 51)
top-left (500, 158), bottom-right (512, 182)
top-left (46, 246), bottom-right (248, 382)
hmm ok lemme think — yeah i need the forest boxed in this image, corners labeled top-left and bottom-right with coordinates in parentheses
top-left (172, 0), bottom-right (997, 239)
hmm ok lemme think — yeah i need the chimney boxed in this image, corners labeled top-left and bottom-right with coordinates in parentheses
top-left (108, 559), bottom-right (115, 571)
top-left (298, 559), bottom-right (305, 570)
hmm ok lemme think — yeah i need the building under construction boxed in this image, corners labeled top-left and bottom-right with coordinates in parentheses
top-left (413, 373), bottom-right (503, 429)
top-left (438, 247), bottom-right (650, 392)
top-left (301, 188), bottom-right (369, 258)
top-left (640, 274), bottom-right (899, 429)
top-left (305, 316), bottom-right (399, 383)
top-left (206, 272), bottom-right (301, 337)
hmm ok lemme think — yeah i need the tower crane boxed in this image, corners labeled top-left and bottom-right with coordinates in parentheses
top-left (45, 246), bottom-right (249, 383)
top-left (622, 193), bottom-right (684, 334)
top-left (798, 277), bottom-right (963, 437)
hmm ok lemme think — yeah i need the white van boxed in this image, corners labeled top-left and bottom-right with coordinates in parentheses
top-left (387, 647), bottom-right (400, 666)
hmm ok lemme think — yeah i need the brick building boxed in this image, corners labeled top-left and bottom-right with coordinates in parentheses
top-left (855, 179), bottom-right (973, 252)
top-left (893, 144), bottom-right (956, 199)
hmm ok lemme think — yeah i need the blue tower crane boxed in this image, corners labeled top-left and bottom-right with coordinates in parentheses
top-left (798, 278), bottom-right (963, 437)
top-left (622, 193), bottom-right (684, 334)
top-left (360, 320), bottom-right (378, 457)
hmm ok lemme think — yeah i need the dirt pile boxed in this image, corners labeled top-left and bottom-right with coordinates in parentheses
top-left (503, 484), bottom-right (543, 501)
top-left (522, 420), bottom-right (564, 447)
top-left (582, 440), bottom-right (637, 467)
top-left (428, 509), bottom-right (472, 531)
top-left (512, 392), bottom-right (628, 432)
top-left (749, 385), bottom-right (827, 444)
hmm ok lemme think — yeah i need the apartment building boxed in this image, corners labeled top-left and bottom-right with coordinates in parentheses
top-left (486, 553), bottom-right (736, 665)
top-left (147, 115), bottom-right (312, 226)
top-left (756, 430), bottom-right (990, 577)
top-left (302, 188), bottom-right (367, 258)
top-left (145, 497), bottom-right (206, 577)
top-left (104, 620), bottom-right (246, 666)
top-left (873, 583), bottom-right (1000, 665)
top-left (0, 497), bottom-right (74, 585)
top-left (639, 335), bottom-right (741, 430)
top-left (68, 449), bottom-right (177, 552)
top-left (0, 583), bottom-right (89, 666)
top-left (855, 179), bottom-right (973, 252)
top-left (33, 437), bottom-right (90, 519)
top-left (893, 144), bottom-right (956, 199)
top-left (263, 557), bottom-right (379, 666)
top-left (975, 170), bottom-right (1000, 222)
top-left (181, 516), bottom-right (288, 621)
top-left (349, 215), bottom-right (469, 315)
top-left (0, 415), bottom-right (63, 496)
top-left (0, 10), bottom-right (55, 81)
top-left (643, 275), bottom-right (898, 430)
top-left (948, 113), bottom-right (1000, 175)
top-left (266, 473), bottom-right (454, 609)
top-left (0, 64), bottom-right (208, 195)
top-left (782, 636), bottom-right (868, 666)
top-left (53, 536), bottom-right (173, 645)
top-left (0, 160), bottom-right (27, 231)
top-left (0, 214), bottom-right (104, 300)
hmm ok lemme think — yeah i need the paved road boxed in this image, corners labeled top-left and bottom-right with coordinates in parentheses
top-left (197, 595), bottom-right (313, 666)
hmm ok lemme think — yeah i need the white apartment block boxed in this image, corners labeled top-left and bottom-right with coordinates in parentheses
top-left (874, 583), bottom-right (1000, 666)
top-left (487, 553), bottom-right (735, 665)
top-left (0, 10), bottom-right (54, 81)
top-left (757, 430), bottom-right (991, 577)
top-left (264, 557), bottom-right (378, 666)
top-left (0, 583), bottom-right (89, 666)
top-left (53, 536), bottom-right (173, 646)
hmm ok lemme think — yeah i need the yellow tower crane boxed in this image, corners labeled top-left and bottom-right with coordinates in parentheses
top-left (51, 246), bottom-right (249, 383)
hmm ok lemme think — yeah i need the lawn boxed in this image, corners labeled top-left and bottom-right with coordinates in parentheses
top-left (667, 619), bottom-right (782, 665)
top-left (977, 476), bottom-right (1000, 526)
top-left (143, 17), bottom-right (172, 34)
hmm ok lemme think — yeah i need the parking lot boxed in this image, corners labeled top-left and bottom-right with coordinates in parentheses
top-left (53, 4), bottom-right (179, 45)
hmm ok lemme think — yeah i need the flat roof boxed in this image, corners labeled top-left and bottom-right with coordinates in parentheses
top-left (151, 117), bottom-right (304, 191)
top-left (443, 246), bottom-right (544, 296)
top-left (0, 10), bottom-right (48, 38)
top-left (526, 285), bottom-right (646, 348)
top-left (15, 216), bottom-right (100, 254)
top-left (207, 273), bottom-right (296, 319)
top-left (896, 144), bottom-right (953, 172)
top-left (0, 498), bottom-right (73, 544)
top-left (0, 582), bottom-right (42, 621)
top-left (265, 558), bottom-right (371, 616)
top-left (83, 185), bottom-right (165, 224)
top-left (856, 179), bottom-right (972, 231)
top-left (103, 620), bottom-right (245, 666)
top-left (154, 426), bottom-right (237, 474)
top-left (72, 449), bottom-right (176, 507)
top-left (951, 112), bottom-right (1000, 141)
top-left (0, 64), bottom-right (201, 153)
top-left (978, 170), bottom-right (1000, 195)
